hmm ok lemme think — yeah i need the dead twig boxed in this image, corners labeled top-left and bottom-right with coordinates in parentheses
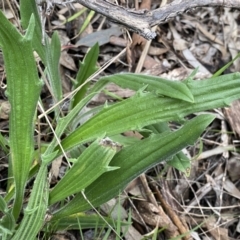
top-left (73, 0), bottom-right (240, 39)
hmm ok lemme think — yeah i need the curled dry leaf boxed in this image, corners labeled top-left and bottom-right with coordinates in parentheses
top-left (170, 23), bottom-right (210, 74)
top-left (60, 50), bottom-right (77, 71)
top-left (0, 100), bottom-right (10, 119)
top-left (205, 216), bottom-right (229, 240)
top-left (224, 100), bottom-right (240, 137)
top-left (55, 30), bottom-right (77, 71)
top-left (101, 198), bottom-right (128, 220)
top-left (223, 179), bottom-right (240, 200)
top-left (91, 83), bottom-right (135, 104)
top-left (227, 156), bottom-right (240, 181)
top-left (122, 225), bottom-right (143, 240)
top-left (76, 26), bottom-right (122, 47)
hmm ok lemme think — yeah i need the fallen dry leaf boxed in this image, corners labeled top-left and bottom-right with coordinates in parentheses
top-left (0, 100), bottom-right (10, 119)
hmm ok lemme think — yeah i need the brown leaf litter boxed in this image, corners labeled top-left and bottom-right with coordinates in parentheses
top-left (1, 0), bottom-right (240, 239)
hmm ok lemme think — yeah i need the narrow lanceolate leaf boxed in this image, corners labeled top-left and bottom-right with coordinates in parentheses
top-left (60, 73), bottom-right (240, 152)
top-left (21, 1), bottom-right (62, 104)
top-left (49, 138), bottom-right (118, 205)
top-left (72, 42), bottom-right (99, 108)
top-left (43, 93), bottom-right (96, 162)
top-left (0, 12), bottom-right (42, 219)
top-left (12, 164), bottom-right (48, 240)
top-left (45, 32), bottom-right (62, 104)
top-left (20, 0), bottom-right (46, 62)
top-left (93, 73), bottom-right (194, 102)
top-left (145, 122), bottom-right (191, 173)
top-left (46, 213), bottom-right (120, 231)
top-left (52, 114), bottom-right (214, 219)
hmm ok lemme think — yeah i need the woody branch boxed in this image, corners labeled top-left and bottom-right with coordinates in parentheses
top-left (75, 0), bottom-right (240, 40)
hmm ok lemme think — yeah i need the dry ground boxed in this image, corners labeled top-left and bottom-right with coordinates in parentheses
top-left (1, 0), bottom-right (240, 239)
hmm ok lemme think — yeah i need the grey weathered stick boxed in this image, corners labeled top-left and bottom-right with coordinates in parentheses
top-left (150, 0), bottom-right (240, 26)
top-left (75, 0), bottom-right (240, 40)
top-left (75, 0), bottom-right (155, 39)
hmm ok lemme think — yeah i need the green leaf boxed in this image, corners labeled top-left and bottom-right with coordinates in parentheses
top-left (144, 122), bottom-right (191, 173)
top-left (167, 151), bottom-right (191, 174)
top-left (45, 32), bottom-right (62, 104)
top-left (0, 195), bottom-right (7, 212)
top-left (184, 68), bottom-right (199, 82)
top-left (21, 1), bottom-right (62, 106)
top-left (92, 73), bottom-right (194, 103)
top-left (0, 225), bottom-right (13, 239)
top-left (78, 10), bottom-right (95, 35)
top-left (60, 73), bottom-right (240, 152)
top-left (52, 114), bottom-right (214, 219)
top-left (43, 93), bottom-right (97, 161)
top-left (46, 213), bottom-right (126, 231)
top-left (0, 196), bottom-right (15, 238)
top-left (212, 52), bottom-right (240, 77)
top-left (0, 130), bottom-right (9, 153)
top-left (12, 163), bottom-right (49, 240)
top-left (64, 7), bottom-right (87, 24)
top-left (0, 12), bottom-right (42, 219)
top-left (108, 134), bottom-right (140, 147)
top-left (142, 121), bottom-right (170, 137)
top-left (20, 0), bottom-right (46, 62)
top-left (49, 137), bottom-right (118, 205)
top-left (72, 43), bottom-right (99, 108)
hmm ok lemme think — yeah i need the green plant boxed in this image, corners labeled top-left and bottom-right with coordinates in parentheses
top-left (1, 1), bottom-right (240, 239)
